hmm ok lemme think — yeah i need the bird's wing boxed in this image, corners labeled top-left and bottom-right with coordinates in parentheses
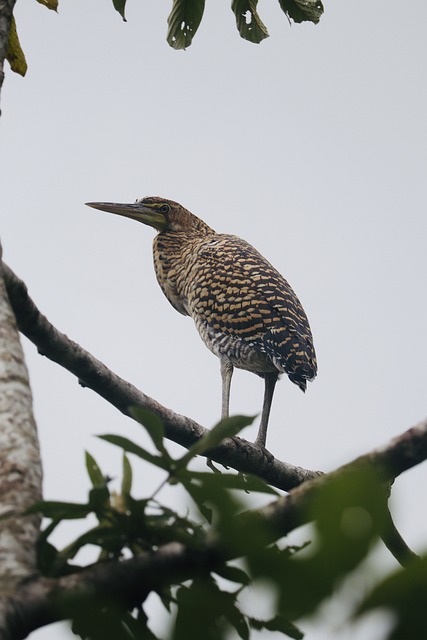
top-left (193, 235), bottom-right (317, 386)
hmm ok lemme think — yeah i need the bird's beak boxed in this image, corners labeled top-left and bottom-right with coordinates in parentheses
top-left (86, 201), bottom-right (167, 231)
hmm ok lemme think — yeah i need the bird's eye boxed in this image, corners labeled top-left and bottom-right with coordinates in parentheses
top-left (160, 204), bottom-right (170, 214)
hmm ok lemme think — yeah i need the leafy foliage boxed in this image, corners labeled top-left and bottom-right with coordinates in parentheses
top-left (357, 553), bottom-right (427, 639)
top-left (6, 0), bottom-right (326, 79)
top-left (29, 409), bottom-right (411, 640)
top-left (164, 0), bottom-right (323, 48)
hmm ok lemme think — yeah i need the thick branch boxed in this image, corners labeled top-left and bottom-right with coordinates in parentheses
top-left (258, 417), bottom-right (427, 536)
top-left (2, 261), bottom-right (322, 492)
top-left (0, 248), bottom-right (43, 636)
top-left (4, 541), bottom-right (220, 639)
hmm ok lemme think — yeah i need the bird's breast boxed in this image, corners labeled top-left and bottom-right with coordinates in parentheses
top-left (152, 232), bottom-right (317, 385)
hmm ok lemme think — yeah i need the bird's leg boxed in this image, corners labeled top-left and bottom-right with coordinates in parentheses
top-left (220, 358), bottom-right (234, 419)
top-left (255, 372), bottom-right (279, 449)
top-left (206, 359), bottom-right (234, 473)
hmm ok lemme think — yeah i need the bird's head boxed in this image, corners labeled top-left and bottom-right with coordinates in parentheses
top-left (86, 196), bottom-right (213, 235)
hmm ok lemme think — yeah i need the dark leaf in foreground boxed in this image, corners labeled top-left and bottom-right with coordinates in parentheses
top-left (85, 451), bottom-right (105, 487)
top-left (130, 406), bottom-right (168, 456)
top-left (176, 415), bottom-right (254, 469)
top-left (167, 0), bottom-right (205, 50)
top-left (357, 554), bottom-right (427, 640)
top-left (278, 0), bottom-right (324, 24)
top-left (231, 0), bottom-right (269, 44)
top-left (112, 0), bottom-right (127, 21)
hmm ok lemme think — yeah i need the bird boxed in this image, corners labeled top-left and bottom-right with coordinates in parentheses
top-left (86, 196), bottom-right (317, 449)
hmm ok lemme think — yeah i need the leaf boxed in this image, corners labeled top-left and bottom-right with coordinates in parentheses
top-left (246, 468), bottom-right (383, 621)
top-left (130, 406), bottom-right (168, 456)
top-left (167, 0), bottom-right (205, 50)
top-left (37, 539), bottom-right (60, 576)
top-left (177, 475), bottom-right (213, 522)
top-left (35, 0), bottom-right (58, 10)
top-left (5, 16), bottom-right (27, 76)
top-left (213, 564), bottom-right (251, 586)
top-left (88, 485), bottom-right (110, 513)
top-left (278, 0), bottom-right (324, 25)
top-left (231, 0), bottom-right (269, 44)
top-left (85, 451), bottom-right (105, 487)
top-left (227, 609), bottom-right (250, 640)
top-left (186, 470), bottom-right (278, 495)
top-left (357, 554), bottom-right (427, 639)
top-left (112, 0), bottom-right (127, 21)
top-left (174, 578), bottom-right (238, 640)
top-left (176, 415), bottom-right (255, 469)
top-left (249, 615), bottom-right (303, 639)
top-left (121, 453), bottom-right (133, 496)
top-left (28, 500), bottom-right (92, 520)
top-left (59, 524), bottom-right (123, 561)
top-left (98, 434), bottom-right (170, 470)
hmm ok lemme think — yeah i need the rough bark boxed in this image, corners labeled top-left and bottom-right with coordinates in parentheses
top-left (0, 0), bottom-right (16, 101)
top-left (0, 247), bottom-right (43, 637)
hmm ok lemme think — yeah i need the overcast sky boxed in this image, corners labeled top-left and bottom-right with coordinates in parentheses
top-left (1, 1), bottom-right (427, 639)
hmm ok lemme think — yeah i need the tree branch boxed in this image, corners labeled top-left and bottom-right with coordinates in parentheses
top-left (1, 261), bottom-right (322, 491)
top-left (0, 247), bottom-right (43, 636)
top-left (1, 261), bottom-right (423, 570)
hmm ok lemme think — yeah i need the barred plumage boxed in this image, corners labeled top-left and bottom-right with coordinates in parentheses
top-left (87, 196), bottom-right (317, 448)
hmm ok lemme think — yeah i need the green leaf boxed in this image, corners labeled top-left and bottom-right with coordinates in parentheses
top-left (98, 434), bottom-right (170, 470)
top-left (112, 0), bottom-right (127, 21)
top-left (167, 0), bottom-right (205, 50)
top-left (60, 524), bottom-right (124, 561)
top-left (213, 564), bottom-right (251, 586)
top-left (35, 0), bottom-right (58, 10)
top-left (130, 406), bottom-right (168, 455)
top-left (186, 470), bottom-right (278, 495)
top-left (357, 553), bottom-right (427, 639)
top-left (88, 485), bottom-right (110, 513)
top-left (85, 451), bottom-right (105, 487)
top-left (176, 415), bottom-right (255, 469)
top-left (231, 0), bottom-right (269, 44)
top-left (174, 578), bottom-right (237, 640)
top-left (5, 16), bottom-right (27, 76)
top-left (28, 500), bottom-right (92, 520)
top-left (37, 539), bottom-right (60, 576)
top-left (177, 475), bottom-right (213, 522)
top-left (278, 0), bottom-right (324, 25)
top-left (121, 453), bottom-right (133, 496)
top-left (249, 615), bottom-right (303, 639)
top-left (156, 586), bottom-right (175, 612)
top-left (227, 609), bottom-right (250, 640)
top-left (246, 468), bottom-right (382, 621)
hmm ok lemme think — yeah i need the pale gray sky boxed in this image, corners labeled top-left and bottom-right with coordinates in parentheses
top-left (1, 1), bottom-right (427, 639)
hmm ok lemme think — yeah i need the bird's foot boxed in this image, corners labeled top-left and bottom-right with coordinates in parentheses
top-left (206, 458), bottom-right (224, 473)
